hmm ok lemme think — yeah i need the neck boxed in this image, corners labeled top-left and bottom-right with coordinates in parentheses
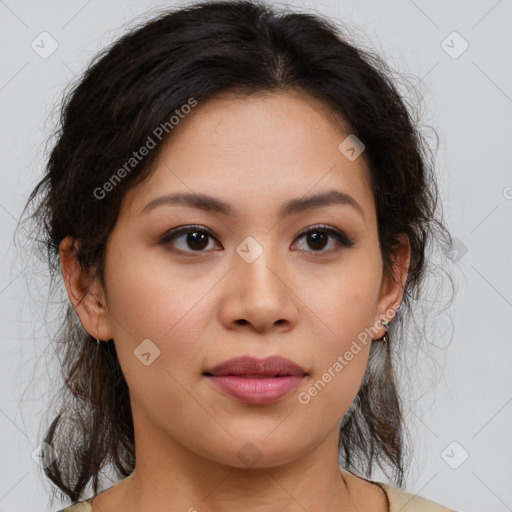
top-left (97, 421), bottom-right (359, 512)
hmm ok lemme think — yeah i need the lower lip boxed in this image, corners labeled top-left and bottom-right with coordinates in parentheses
top-left (206, 375), bottom-right (306, 405)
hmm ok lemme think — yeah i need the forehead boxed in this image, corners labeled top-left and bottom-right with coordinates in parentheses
top-left (120, 90), bottom-right (375, 222)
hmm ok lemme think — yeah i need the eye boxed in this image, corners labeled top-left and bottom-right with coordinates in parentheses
top-left (158, 224), bottom-right (355, 256)
top-left (158, 225), bottom-right (220, 253)
top-left (292, 224), bottom-right (355, 254)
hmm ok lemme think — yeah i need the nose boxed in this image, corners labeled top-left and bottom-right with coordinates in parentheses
top-left (218, 244), bottom-right (299, 333)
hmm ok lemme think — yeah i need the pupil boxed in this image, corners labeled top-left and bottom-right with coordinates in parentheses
top-left (188, 231), bottom-right (208, 250)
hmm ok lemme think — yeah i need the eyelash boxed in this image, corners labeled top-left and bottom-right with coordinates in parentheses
top-left (158, 224), bottom-right (356, 256)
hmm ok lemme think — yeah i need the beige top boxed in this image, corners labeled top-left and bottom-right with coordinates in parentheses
top-left (56, 482), bottom-right (456, 511)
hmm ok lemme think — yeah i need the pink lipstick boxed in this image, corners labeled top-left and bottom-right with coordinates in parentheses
top-left (203, 355), bottom-right (308, 405)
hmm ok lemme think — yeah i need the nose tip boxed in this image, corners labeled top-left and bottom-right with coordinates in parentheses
top-left (220, 251), bottom-right (299, 333)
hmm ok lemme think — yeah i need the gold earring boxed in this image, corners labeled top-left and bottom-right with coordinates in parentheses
top-left (374, 318), bottom-right (390, 344)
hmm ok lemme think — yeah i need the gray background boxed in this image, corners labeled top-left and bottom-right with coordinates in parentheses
top-left (1, 0), bottom-right (511, 510)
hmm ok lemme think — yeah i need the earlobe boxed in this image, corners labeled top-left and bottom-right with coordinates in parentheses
top-left (59, 235), bottom-right (112, 341)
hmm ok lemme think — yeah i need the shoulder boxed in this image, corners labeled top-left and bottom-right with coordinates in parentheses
top-left (54, 483), bottom-right (457, 512)
top-left (375, 482), bottom-right (457, 512)
top-left (55, 497), bottom-right (94, 512)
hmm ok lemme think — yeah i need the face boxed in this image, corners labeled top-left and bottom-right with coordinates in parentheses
top-left (62, 90), bottom-right (407, 469)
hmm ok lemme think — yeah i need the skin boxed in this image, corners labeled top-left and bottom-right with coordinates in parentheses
top-left (60, 90), bottom-right (410, 512)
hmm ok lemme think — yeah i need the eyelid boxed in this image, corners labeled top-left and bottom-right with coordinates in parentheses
top-left (158, 224), bottom-right (219, 246)
top-left (295, 223), bottom-right (356, 248)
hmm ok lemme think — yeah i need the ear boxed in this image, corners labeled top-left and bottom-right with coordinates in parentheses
top-left (59, 235), bottom-right (113, 342)
top-left (373, 233), bottom-right (411, 339)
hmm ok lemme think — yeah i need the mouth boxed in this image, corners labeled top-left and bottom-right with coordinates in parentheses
top-left (203, 355), bottom-right (308, 405)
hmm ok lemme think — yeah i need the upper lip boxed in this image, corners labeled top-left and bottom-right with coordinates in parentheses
top-left (203, 356), bottom-right (308, 377)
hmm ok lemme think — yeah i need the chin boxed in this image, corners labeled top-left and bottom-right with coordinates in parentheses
top-left (196, 433), bottom-right (312, 470)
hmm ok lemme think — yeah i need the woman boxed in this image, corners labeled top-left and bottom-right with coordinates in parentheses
top-left (24, 1), bottom-right (456, 510)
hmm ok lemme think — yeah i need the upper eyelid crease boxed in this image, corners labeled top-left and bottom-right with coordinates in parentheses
top-left (141, 189), bottom-right (366, 222)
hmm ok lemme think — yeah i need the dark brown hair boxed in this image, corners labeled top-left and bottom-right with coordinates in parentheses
top-left (21, 0), bottom-right (452, 504)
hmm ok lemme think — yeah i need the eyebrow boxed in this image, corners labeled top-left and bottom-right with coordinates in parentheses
top-left (140, 189), bottom-right (365, 220)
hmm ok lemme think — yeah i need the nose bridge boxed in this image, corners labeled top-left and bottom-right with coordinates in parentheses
top-left (226, 234), bottom-right (297, 330)
top-left (237, 235), bottom-right (284, 300)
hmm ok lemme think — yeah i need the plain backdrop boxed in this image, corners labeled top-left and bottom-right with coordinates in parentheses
top-left (1, 1), bottom-right (511, 511)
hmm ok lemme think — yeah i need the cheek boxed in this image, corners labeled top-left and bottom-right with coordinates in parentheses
top-left (103, 250), bottom-right (217, 434)
top-left (102, 239), bottom-right (219, 385)
top-left (297, 313), bottom-right (374, 426)
top-left (302, 254), bottom-right (381, 406)
top-left (311, 251), bottom-right (382, 343)
top-left (104, 234), bottom-right (214, 337)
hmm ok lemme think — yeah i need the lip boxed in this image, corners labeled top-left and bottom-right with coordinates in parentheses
top-left (203, 356), bottom-right (308, 405)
